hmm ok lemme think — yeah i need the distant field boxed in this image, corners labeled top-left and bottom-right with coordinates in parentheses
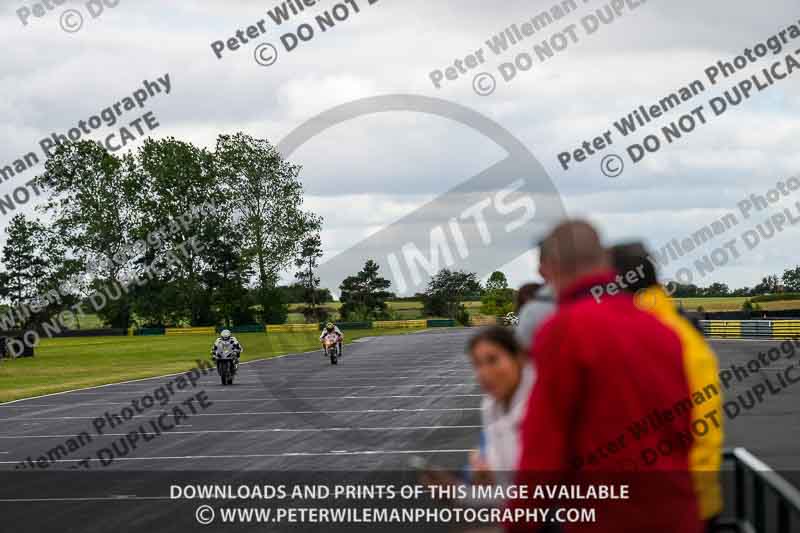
top-left (672, 297), bottom-right (800, 312)
top-left (671, 297), bottom-right (749, 312)
top-left (0, 328), bottom-right (424, 403)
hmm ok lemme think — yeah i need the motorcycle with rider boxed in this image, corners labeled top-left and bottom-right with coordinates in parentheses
top-left (320, 322), bottom-right (343, 365)
top-left (211, 329), bottom-right (242, 385)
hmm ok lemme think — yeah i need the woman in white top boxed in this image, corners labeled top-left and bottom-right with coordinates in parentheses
top-left (467, 326), bottom-right (536, 489)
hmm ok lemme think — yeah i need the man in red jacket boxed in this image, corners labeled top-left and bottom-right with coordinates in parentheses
top-left (508, 221), bottom-right (702, 533)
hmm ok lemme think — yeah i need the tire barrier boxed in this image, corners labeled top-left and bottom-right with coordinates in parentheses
top-left (699, 320), bottom-right (800, 339)
top-left (320, 321), bottom-right (372, 330)
top-left (266, 324), bottom-right (319, 333)
top-left (0, 336), bottom-right (34, 357)
top-left (372, 319), bottom-right (428, 329)
top-left (469, 315), bottom-right (498, 327)
top-left (164, 326), bottom-right (217, 336)
top-left (223, 325), bottom-right (265, 333)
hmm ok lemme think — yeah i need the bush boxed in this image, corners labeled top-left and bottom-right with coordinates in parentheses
top-left (742, 300), bottom-right (762, 312)
top-left (480, 288), bottom-right (514, 316)
top-left (455, 305), bottom-right (471, 327)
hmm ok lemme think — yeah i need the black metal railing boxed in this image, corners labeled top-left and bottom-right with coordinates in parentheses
top-left (718, 448), bottom-right (800, 533)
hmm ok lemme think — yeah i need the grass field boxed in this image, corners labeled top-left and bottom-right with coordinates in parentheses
top-left (671, 297), bottom-right (749, 312)
top-left (671, 297), bottom-right (800, 312)
top-left (0, 328), bottom-right (425, 403)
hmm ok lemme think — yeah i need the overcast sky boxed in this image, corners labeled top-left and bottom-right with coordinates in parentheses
top-left (2, 0), bottom-right (799, 293)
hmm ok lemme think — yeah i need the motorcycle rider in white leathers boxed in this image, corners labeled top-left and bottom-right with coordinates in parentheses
top-left (319, 322), bottom-right (343, 356)
top-left (211, 329), bottom-right (243, 370)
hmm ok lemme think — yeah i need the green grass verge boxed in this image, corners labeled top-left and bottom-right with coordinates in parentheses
top-left (0, 328), bottom-right (426, 403)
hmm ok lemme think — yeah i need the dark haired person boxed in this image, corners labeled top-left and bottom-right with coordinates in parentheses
top-left (467, 326), bottom-right (535, 488)
top-left (610, 242), bottom-right (723, 531)
top-left (508, 220), bottom-right (701, 533)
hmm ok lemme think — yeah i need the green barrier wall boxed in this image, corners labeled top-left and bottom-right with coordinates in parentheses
top-left (427, 319), bottom-right (456, 327)
top-left (135, 327), bottom-right (166, 336)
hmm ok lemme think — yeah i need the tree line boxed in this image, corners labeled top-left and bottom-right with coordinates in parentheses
top-left (0, 130), bottom-right (513, 331)
top-left (670, 267), bottom-right (800, 297)
top-left (0, 133), bottom-right (319, 330)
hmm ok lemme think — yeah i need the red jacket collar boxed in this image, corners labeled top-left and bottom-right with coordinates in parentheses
top-left (558, 270), bottom-right (619, 304)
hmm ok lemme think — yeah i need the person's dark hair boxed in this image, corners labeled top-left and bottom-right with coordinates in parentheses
top-left (515, 282), bottom-right (543, 312)
top-left (609, 242), bottom-right (658, 293)
top-left (468, 326), bottom-right (523, 359)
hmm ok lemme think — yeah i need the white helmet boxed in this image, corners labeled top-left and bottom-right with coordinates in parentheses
top-left (220, 329), bottom-right (231, 339)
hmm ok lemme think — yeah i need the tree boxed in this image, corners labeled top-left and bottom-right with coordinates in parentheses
top-left (339, 260), bottom-right (393, 321)
top-left (480, 288), bottom-right (514, 316)
top-left (481, 271), bottom-right (513, 316)
top-left (294, 233), bottom-right (323, 323)
top-left (423, 269), bottom-right (482, 320)
top-left (731, 286), bottom-right (751, 297)
top-left (704, 283), bottom-right (730, 297)
top-left (752, 275), bottom-right (780, 295)
top-left (215, 133), bottom-right (320, 290)
top-left (203, 232), bottom-right (254, 328)
top-left (782, 266), bottom-right (800, 292)
top-left (0, 215), bottom-right (48, 309)
top-left (136, 137), bottom-right (226, 326)
top-left (35, 141), bottom-right (140, 328)
top-left (485, 271), bottom-right (508, 291)
top-left (0, 214), bottom-right (80, 331)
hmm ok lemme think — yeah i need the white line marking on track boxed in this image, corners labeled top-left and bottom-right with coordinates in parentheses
top-left (0, 449), bottom-right (472, 465)
top-left (7, 394), bottom-right (483, 407)
top-left (1, 407), bottom-right (481, 421)
top-left (32, 384), bottom-right (477, 396)
top-left (0, 425), bottom-right (481, 439)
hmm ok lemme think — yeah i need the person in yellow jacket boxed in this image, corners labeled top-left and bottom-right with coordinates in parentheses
top-left (611, 243), bottom-right (723, 528)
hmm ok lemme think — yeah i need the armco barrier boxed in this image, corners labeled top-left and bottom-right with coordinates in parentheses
top-left (702, 320), bottom-right (742, 339)
top-left (740, 321), bottom-right (773, 338)
top-left (427, 319), bottom-right (456, 327)
top-left (373, 319), bottom-right (427, 329)
top-left (700, 320), bottom-right (800, 339)
top-left (165, 326), bottom-right (216, 336)
top-left (266, 324), bottom-right (319, 333)
top-left (772, 320), bottom-right (800, 339)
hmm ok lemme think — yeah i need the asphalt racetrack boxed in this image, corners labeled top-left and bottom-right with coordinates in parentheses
top-left (0, 329), bottom-right (798, 531)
